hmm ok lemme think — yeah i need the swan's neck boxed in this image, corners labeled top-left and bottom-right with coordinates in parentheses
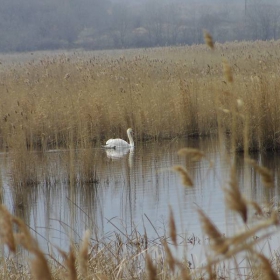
top-left (127, 131), bottom-right (134, 146)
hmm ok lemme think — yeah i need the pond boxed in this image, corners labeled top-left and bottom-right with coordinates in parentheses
top-left (1, 137), bottom-right (280, 264)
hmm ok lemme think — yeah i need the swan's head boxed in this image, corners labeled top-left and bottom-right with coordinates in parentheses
top-left (127, 128), bottom-right (133, 134)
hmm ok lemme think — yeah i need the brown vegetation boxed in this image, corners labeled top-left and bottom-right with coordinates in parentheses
top-left (1, 40), bottom-right (280, 153)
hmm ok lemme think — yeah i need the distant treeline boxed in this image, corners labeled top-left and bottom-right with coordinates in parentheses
top-left (1, 0), bottom-right (280, 52)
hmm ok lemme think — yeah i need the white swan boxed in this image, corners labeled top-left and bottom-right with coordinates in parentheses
top-left (105, 146), bottom-right (134, 160)
top-left (103, 128), bottom-right (134, 149)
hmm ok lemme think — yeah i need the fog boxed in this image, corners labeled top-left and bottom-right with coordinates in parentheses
top-left (0, 0), bottom-right (280, 52)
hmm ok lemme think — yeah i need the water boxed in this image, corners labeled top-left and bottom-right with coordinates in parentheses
top-left (1, 137), bottom-right (280, 264)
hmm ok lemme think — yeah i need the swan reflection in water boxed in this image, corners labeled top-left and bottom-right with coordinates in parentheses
top-left (105, 147), bottom-right (134, 167)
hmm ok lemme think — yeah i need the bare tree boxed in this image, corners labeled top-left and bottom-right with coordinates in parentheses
top-left (247, 0), bottom-right (280, 40)
top-left (110, 3), bottom-right (131, 48)
top-left (144, 0), bottom-right (165, 46)
top-left (164, 3), bottom-right (181, 45)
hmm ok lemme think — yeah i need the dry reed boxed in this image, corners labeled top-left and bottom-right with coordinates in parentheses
top-left (78, 230), bottom-right (90, 278)
top-left (168, 206), bottom-right (177, 247)
top-left (203, 30), bottom-right (215, 50)
top-left (146, 254), bottom-right (157, 280)
top-left (177, 148), bottom-right (205, 161)
top-left (173, 165), bottom-right (194, 187)
top-left (246, 158), bottom-right (274, 188)
top-left (224, 167), bottom-right (248, 223)
top-left (222, 59), bottom-right (233, 83)
top-left (0, 205), bottom-right (16, 252)
top-left (197, 208), bottom-right (229, 255)
top-left (0, 40), bottom-right (280, 152)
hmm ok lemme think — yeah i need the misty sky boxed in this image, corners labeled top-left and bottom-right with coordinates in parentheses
top-left (0, 0), bottom-right (279, 52)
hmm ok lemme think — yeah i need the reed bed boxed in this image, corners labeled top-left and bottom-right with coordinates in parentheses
top-left (1, 40), bottom-right (280, 152)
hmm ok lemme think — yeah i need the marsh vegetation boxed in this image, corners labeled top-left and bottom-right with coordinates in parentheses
top-left (1, 40), bottom-right (280, 153)
top-left (0, 38), bottom-right (280, 279)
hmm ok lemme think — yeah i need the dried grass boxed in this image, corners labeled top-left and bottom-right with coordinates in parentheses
top-left (1, 40), bottom-right (280, 152)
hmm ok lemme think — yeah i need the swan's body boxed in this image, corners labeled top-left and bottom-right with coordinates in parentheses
top-left (106, 146), bottom-right (134, 160)
top-left (103, 128), bottom-right (134, 149)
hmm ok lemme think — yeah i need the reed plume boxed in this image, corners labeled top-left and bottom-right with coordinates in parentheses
top-left (30, 252), bottom-right (53, 280)
top-left (79, 230), bottom-right (90, 278)
top-left (197, 208), bottom-right (229, 255)
top-left (177, 148), bottom-right (205, 161)
top-left (168, 206), bottom-right (177, 247)
top-left (162, 239), bottom-right (175, 272)
top-left (203, 30), bottom-right (215, 49)
top-left (13, 217), bottom-right (52, 280)
top-left (58, 246), bottom-right (77, 280)
top-left (173, 165), bottom-right (193, 187)
top-left (0, 205), bottom-right (16, 252)
top-left (257, 253), bottom-right (279, 280)
top-left (249, 200), bottom-right (264, 216)
top-left (224, 167), bottom-right (248, 223)
top-left (222, 59), bottom-right (233, 83)
top-left (246, 159), bottom-right (274, 188)
top-left (146, 254), bottom-right (157, 280)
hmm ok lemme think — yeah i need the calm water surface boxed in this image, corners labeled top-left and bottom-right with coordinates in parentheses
top-left (1, 137), bottom-right (280, 262)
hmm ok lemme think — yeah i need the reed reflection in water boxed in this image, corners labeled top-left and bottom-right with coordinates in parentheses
top-left (0, 137), bottom-right (279, 255)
